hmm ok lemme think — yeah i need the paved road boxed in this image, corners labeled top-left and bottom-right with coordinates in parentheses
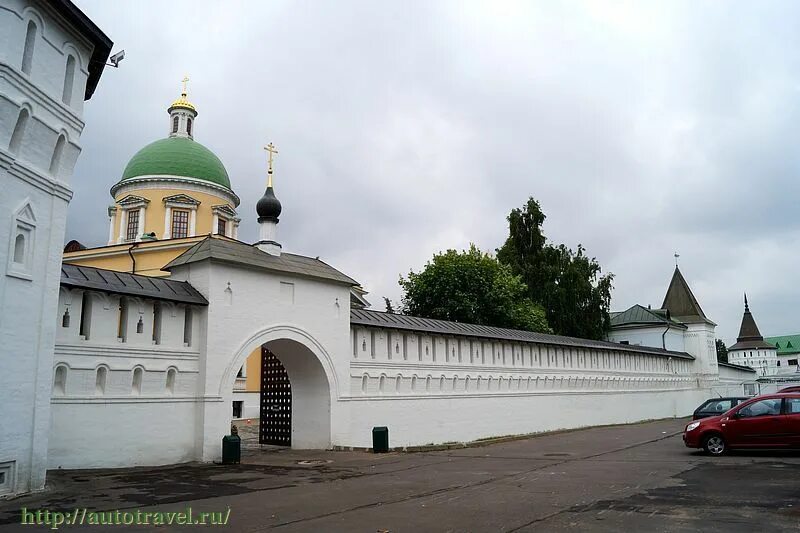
top-left (2, 418), bottom-right (799, 531)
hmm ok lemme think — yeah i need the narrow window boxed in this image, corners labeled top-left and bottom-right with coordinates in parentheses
top-left (352, 330), bottom-right (358, 357)
top-left (61, 307), bottom-right (70, 327)
top-left (166, 368), bottom-right (176, 395)
top-left (79, 291), bottom-right (92, 339)
top-left (186, 117), bottom-right (192, 136)
top-left (53, 365), bottom-right (67, 396)
top-left (217, 217), bottom-right (227, 236)
top-left (95, 367), bottom-right (107, 395)
top-left (152, 301), bottom-right (162, 345)
top-left (172, 115), bottom-right (179, 133)
top-left (21, 21), bottom-right (36, 74)
top-left (49, 135), bottom-right (66, 175)
top-left (62, 55), bottom-right (76, 104)
top-left (132, 367), bottom-right (143, 395)
top-left (13, 234), bottom-right (25, 263)
top-left (361, 374), bottom-right (368, 394)
top-left (411, 375), bottom-right (417, 391)
top-left (183, 307), bottom-right (192, 346)
top-left (232, 401), bottom-right (243, 418)
top-left (117, 297), bottom-right (128, 342)
top-left (9, 108), bottom-right (30, 154)
top-left (370, 331), bottom-right (376, 358)
top-left (171, 209), bottom-right (189, 238)
top-left (379, 375), bottom-right (385, 393)
top-left (125, 209), bottom-right (139, 240)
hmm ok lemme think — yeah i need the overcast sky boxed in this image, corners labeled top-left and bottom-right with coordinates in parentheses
top-left (69, 1), bottom-right (800, 344)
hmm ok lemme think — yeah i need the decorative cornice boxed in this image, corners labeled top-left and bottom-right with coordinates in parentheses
top-left (0, 63), bottom-right (84, 132)
top-left (117, 194), bottom-right (150, 207)
top-left (163, 193), bottom-right (201, 206)
top-left (0, 148), bottom-right (73, 202)
top-left (110, 175), bottom-right (240, 207)
top-left (211, 204), bottom-right (237, 218)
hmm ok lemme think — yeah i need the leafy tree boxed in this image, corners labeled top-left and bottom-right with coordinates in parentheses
top-left (715, 339), bottom-right (729, 363)
top-left (497, 198), bottom-right (613, 340)
top-left (383, 297), bottom-right (396, 314)
top-left (400, 244), bottom-right (551, 333)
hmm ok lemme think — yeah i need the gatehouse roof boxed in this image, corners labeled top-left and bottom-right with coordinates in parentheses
top-left (164, 236), bottom-right (358, 286)
top-left (661, 267), bottom-right (715, 325)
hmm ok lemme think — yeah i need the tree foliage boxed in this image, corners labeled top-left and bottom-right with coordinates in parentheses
top-left (399, 244), bottom-right (551, 333)
top-left (496, 198), bottom-right (613, 340)
top-left (715, 339), bottom-right (729, 363)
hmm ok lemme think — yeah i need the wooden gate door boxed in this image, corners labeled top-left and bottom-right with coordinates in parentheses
top-left (259, 347), bottom-right (291, 446)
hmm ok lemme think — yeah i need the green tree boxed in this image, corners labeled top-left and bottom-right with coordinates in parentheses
top-left (715, 339), bottom-right (729, 363)
top-left (497, 198), bottom-right (613, 340)
top-left (399, 244), bottom-right (551, 333)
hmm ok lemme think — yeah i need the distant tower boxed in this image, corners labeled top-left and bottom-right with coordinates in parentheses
top-left (255, 143), bottom-right (282, 256)
top-left (727, 294), bottom-right (778, 376)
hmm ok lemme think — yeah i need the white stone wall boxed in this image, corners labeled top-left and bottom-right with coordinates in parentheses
top-left (345, 325), bottom-right (706, 448)
top-left (607, 326), bottom-right (686, 352)
top-left (712, 364), bottom-right (757, 397)
top-left (0, 0), bottom-right (97, 496)
top-left (48, 288), bottom-right (203, 469)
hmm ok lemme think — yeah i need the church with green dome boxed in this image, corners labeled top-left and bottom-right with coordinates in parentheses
top-left (63, 81), bottom-right (244, 277)
top-left (106, 81), bottom-right (241, 247)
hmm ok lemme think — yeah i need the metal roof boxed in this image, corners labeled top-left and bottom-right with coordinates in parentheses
top-left (661, 266), bottom-right (715, 325)
top-left (351, 309), bottom-right (694, 360)
top-left (163, 236), bottom-right (358, 286)
top-left (718, 361), bottom-right (757, 373)
top-left (765, 334), bottom-right (800, 356)
top-left (610, 304), bottom-right (687, 329)
top-left (729, 296), bottom-right (774, 351)
top-left (60, 264), bottom-right (207, 305)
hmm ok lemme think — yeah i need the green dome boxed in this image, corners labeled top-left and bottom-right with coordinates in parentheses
top-left (120, 137), bottom-right (231, 190)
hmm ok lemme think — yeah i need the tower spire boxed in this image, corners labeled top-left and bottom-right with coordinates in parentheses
top-left (744, 293), bottom-right (749, 312)
top-left (167, 74), bottom-right (197, 138)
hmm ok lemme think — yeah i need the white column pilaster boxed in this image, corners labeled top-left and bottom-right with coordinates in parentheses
top-left (189, 209), bottom-right (197, 237)
top-left (212, 213), bottom-right (219, 235)
top-left (163, 206), bottom-right (172, 239)
top-left (108, 211), bottom-right (116, 245)
top-left (136, 207), bottom-right (145, 241)
top-left (232, 223), bottom-right (239, 240)
top-left (118, 209), bottom-right (127, 243)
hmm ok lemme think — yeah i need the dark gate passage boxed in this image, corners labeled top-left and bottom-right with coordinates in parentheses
top-left (259, 347), bottom-right (291, 446)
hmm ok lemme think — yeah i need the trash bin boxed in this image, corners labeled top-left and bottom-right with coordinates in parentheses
top-left (222, 425), bottom-right (241, 464)
top-left (372, 426), bottom-right (389, 453)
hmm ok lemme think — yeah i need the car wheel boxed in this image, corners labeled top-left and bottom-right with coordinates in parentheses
top-left (702, 433), bottom-right (727, 456)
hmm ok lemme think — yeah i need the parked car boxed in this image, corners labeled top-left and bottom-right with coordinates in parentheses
top-left (683, 393), bottom-right (800, 455)
top-left (778, 386), bottom-right (800, 393)
top-left (692, 397), bottom-right (750, 420)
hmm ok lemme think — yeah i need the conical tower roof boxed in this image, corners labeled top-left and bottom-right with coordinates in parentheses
top-left (729, 295), bottom-right (774, 351)
top-left (661, 267), bottom-right (715, 325)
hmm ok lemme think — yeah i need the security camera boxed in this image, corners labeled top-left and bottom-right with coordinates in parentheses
top-left (108, 50), bottom-right (125, 68)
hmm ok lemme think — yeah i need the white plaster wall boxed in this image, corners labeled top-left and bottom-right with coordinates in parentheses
top-left (48, 288), bottom-right (203, 469)
top-left (728, 347), bottom-right (779, 376)
top-left (0, 0), bottom-right (99, 495)
top-left (168, 260), bottom-right (353, 461)
top-left (712, 365), bottom-right (757, 397)
top-left (607, 326), bottom-right (686, 352)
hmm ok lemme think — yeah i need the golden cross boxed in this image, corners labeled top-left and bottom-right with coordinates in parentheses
top-left (264, 142), bottom-right (279, 187)
top-left (181, 75), bottom-right (189, 95)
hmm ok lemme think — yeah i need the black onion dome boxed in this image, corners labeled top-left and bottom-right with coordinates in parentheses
top-left (256, 186), bottom-right (282, 222)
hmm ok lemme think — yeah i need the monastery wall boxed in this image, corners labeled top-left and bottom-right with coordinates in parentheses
top-left (341, 325), bottom-right (710, 448)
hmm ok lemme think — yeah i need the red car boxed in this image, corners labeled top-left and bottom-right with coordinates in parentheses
top-left (683, 393), bottom-right (800, 455)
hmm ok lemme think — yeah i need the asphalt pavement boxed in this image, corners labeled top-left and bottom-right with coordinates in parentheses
top-left (1, 418), bottom-right (799, 532)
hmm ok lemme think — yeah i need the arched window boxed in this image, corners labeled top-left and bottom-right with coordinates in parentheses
top-left (22, 21), bottom-right (36, 74)
top-left (95, 367), bottom-right (107, 395)
top-left (378, 374), bottom-right (385, 393)
top-left (117, 296), bottom-right (129, 342)
top-left (49, 134), bottom-right (66, 175)
top-left (361, 374), bottom-right (368, 394)
top-left (53, 365), bottom-right (67, 396)
top-left (62, 55), bottom-right (76, 105)
top-left (13, 234), bottom-right (25, 264)
top-left (186, 117), bottom-right (192, 136)
top-left (132, 367), bottom-right (143, 395)
top-left (172, 115), bottom-right (179, 133)
top-left (166, 368), bottom-right (177, 395)
top-left (9, 108), bottom-right (30, 154)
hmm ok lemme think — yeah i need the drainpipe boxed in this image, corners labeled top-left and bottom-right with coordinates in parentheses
top-left (128, 241), bottom-right (139, 274)
top-left (662, 325), bottom-right (670, 350)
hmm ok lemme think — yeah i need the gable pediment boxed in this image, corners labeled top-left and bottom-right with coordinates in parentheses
top-left (211, 204), bottom-right (237, 217)
top-left (117, 195), bottom-right (150, 206)
top-left (163, 194), bottom-right (201, 206)
top-left (16, 202), bottom-right (36, 223)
